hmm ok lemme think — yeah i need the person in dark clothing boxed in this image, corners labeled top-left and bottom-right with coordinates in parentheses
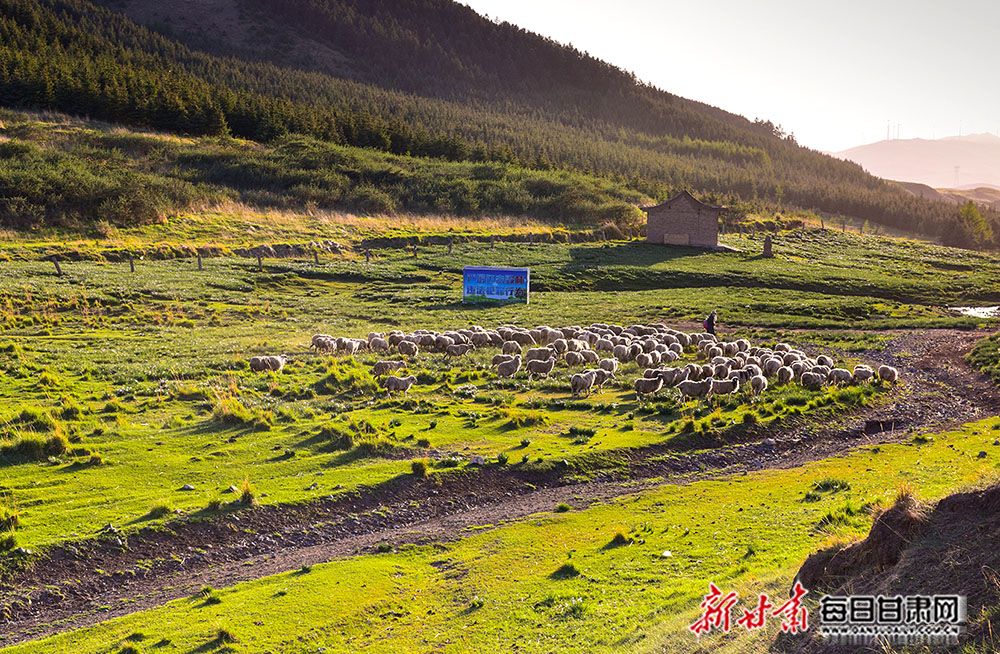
top-left (704, 310), bottom-right (717, 335)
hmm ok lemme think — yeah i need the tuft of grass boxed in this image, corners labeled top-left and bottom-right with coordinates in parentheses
top-left (550, 562), bottom-right (581, 579)
top-left (411, 459), bottom-right (428, 477)
top-left (145, 503), bottom-right (171, 519)
top-left (239, 476), bottom-right (257, 506)
top-left (555, 503), bottom-right (571, 513)
top-left (812, 478), bottom-right (851, 493)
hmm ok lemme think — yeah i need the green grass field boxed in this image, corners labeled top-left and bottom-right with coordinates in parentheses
top-left (1, 222), bottom-right (999, 653)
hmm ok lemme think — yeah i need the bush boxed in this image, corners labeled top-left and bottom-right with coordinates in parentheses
top-left (239, 476), bottom-right (257, 506)
top-left (0, 505), bottom-right (20, 531)
top-left (555, 503), bottom-right (571, 513)
top-left (0, 432), bottom-right (71, 462)
top-left (411, 459), bottom-right (428, 477)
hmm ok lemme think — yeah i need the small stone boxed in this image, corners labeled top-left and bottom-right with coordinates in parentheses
top-left (226, 485), bottom-right (239, 494)
top-left (470, 456), bottom-right (486, 465)
top-left (661, 550), bottom-right (672, 558)
top-left (180, 484), bottom-right (195, 491)
top-left (978, 451), bottom-right (988, 459)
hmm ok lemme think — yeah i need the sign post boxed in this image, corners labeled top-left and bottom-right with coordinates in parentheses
top-left (462, 266), bottom-right (530, 304)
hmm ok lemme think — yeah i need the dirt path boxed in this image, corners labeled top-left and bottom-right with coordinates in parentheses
top-left (2, 329), bottom-right (997, 646)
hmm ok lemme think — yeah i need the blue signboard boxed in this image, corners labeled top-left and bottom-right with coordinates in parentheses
top-left (462, 266), bottom-right (530, 303)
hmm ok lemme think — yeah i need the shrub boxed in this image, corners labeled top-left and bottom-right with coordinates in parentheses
top-left (0, 534), bottom-right (15, 551)
top-left (416, 437), bottom-right (431, 448)
top-left (0, 505), bottom-right (19, 531)
top-left (555, 503), bottom-right (571, 513)
top-left (239, 476), bottom-right (257, 506)
top-left (496, 452), bottom-right (509, 466)
top-left (411, 459), bottom-right (428, 477)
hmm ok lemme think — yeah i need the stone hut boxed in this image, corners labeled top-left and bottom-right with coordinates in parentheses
top-left (643, 191), bottom-right (724, 248)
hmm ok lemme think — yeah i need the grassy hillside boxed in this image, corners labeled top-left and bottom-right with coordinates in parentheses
top-left (0, 0), bottom-right (990, 239)
top-left (0, 111), bottom-right (646, 230)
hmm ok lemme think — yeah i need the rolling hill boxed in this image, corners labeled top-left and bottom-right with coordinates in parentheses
top-left (0, 0), bottom-right (993, 241)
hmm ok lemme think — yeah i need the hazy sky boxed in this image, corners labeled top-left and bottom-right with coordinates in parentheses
top-left (462, 0), bottom-right (1000, 152)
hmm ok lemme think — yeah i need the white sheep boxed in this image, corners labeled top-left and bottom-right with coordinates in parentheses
top-left (497, 355), bottom-right (521, 379)
top-left (570, 371), bottom-right (597, 396)
top-left (776, 366), bottom-right (794, 385)
top-left (827, 368), bottom-right (852, 386)
top-left (633, 376), bottom-right (663, 402)
top-left (383, 375), bottom-right (417, 396)
top-left (564, 351), bottom-right (585, 367)
top-left (502, 341), bottom-right (522, 355)
top-left (749, 374), bottom-right (768, 395)
top-left (397, 341), bottom-right (419, 357)
top-left (800, 371), bottom-right (825, 390)
top-left (853, 365), bottom-right (874, 383)
top-left (526, 357), bottom-right (556, 379)
top-left (877, 365), bottom-right (899, 385)
top-left (372, 360), bottom-right (406, 377)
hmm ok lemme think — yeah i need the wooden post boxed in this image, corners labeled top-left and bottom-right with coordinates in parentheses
top-left (197, 251), bottom-right (203, 271)
top-left (128, 254), bottom-right (135, 273)
top-left (490, 235), bottom-right (495, 249)
top-left (257, 251), bottom-right (263, 271)
top-left (448, 239), bottom-right (453, 254)
top-left (412, 244), bottom-right (418, 258)
top-left (763, 234), bottom-right (773, 258)
top-left (50, 255), bottom-right (62, 276)
top-left (529, 233), bottom-right (533, 246)
top-left (365, 249), bottom-right (371, 263)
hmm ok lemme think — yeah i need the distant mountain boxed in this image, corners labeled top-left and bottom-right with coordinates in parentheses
top-left (835, 134), bottom-right (1000, 189)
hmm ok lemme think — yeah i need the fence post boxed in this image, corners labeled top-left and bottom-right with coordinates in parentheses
top-left (257, 250), bottom-right (263, 271)
top-left (50, 255), bottom-right (62, 276)
top-left (490, 235), bottom-right (495, 249)
top-left (448, 239), bottom-right (454, 254)
top-left (197, 251), bottom-right (203, 270)
top-left (314, 250), bottom-right (320, 265)
top-left (129, 254), bottom-right (135, 273)
top-left (365, 248), bottom-right (371, 263)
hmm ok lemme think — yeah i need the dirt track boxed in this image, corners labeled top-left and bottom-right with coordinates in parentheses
top-left (2, 329), bottom-right (997, 646)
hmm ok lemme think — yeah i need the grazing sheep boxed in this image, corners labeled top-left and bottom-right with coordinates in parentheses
top-left (827, 368), bottom-right (853, 386)
top-left (588, 368), bottom-right (614, 389)
top-left (710, 377), bottom-right (739, 399)
top-left (372, 360), bottom-right (406, 376)
top-left (492, 353), bottom-right (515, 367)
top-left (762, 358), bottom-right (783, 376)
top-left (383, 375), bottom-right (417, 396)
top-left (595, 338), bottom-right (615, 352)
top-left (877, 365), bottom-right (899, 385)
top-left (553, 339), bottom-right (569, 356)
top-left (502, 341), bottom-right (522, 355)
top-left (707, 346), bottom-right (723, 360)
top-left (810, 365), bottom-right (831, 378)
top-left (509, 331), bottom-right (536, 346)
top-left (633, 376), bottom-right (663, 402)
top-left (526, 347), bottom-right (553, 362)
top-left (776, 366), bottom-right (794, 385)
top-left (599, 358), bottom-right (619, 376)
top-left (817, 355), bottom-right (835, 368)
top-left (677, 379), bottom-right (713, 404)
top-left (801, 371), bottom-right (825, 390)
top-left (564, 351), bottom-right (585, 367)
top-left (369, 337), bottom-right (390, 352)
top-left (526, 357), bottom-right (556, 379)
top-left (581, 349), bottom-right (599, 364)
top-left (612, 344), bottom-right (629, 361)
top-left (310, 334), bottom-right (332, 349)
top-left (397, 341), bottom-right (419, 357)
top-left (445, 343), bottom-right (475, 358)
top-left (341, 340), bottom-right (361, 356)
top-left (713, 363), bottom-right (731, 379)
top-left (570, 371), bottom-right (597, 397)
top-left (749, 375), bottom-right (768, 395)
top-left (853, 365), bottom-right (874, 383)
top-left (497, 355), bottom-right (522, 379)
top-left (249, 356), bottom-right (268, 372)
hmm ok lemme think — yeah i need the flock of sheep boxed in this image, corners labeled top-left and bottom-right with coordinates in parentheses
top-left (286, 323), bottom-right (899, 404)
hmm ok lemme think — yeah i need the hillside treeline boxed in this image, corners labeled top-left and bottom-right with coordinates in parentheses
top-left (0, 0), bottom-right (998, 243)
